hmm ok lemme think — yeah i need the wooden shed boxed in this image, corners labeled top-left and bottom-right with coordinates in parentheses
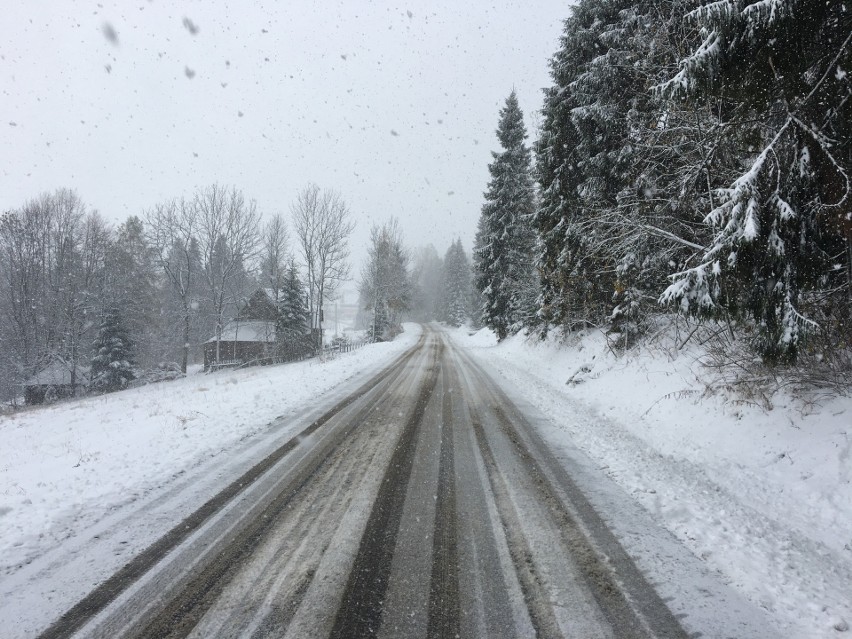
top-left (203, 288), bottom-right (314, 370)
top-left (23, 359), bottom-right (89, 405)
top-left (203, 319), bottom-right (277, 370)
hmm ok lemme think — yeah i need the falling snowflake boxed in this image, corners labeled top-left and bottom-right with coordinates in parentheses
top-left (182, 17), bottom-right (199, 35)
top-left (102, 22), bottom-right (119, 45)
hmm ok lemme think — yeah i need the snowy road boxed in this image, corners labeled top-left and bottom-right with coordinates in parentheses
top-left (36, 326), bottom-right (734, 638)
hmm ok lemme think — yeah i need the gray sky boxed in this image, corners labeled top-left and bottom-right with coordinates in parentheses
top-left (1, 0), bottom-right (567, 268)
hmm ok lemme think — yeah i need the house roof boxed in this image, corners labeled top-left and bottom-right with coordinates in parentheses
top-left (237, 288), bottom-right (279, 322)
top-left (206, 319), bottom-right (276, 344)
top-left (24, 360), bottom-right (90, 387)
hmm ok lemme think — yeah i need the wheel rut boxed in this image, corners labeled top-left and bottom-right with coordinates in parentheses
top-left (329, 339), bottom-right (443, 638)
top-left (457, 345), bottom-right (689, 639)
top-left (124, 354), bottom-right (422, 639)
top-left (426, 363), bottom-right (461, 639)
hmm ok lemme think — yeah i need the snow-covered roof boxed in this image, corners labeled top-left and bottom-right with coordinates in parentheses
top-left (206, 320), bottom-right (276, 344)
top-left (24, 360), bottom-right (90, 387)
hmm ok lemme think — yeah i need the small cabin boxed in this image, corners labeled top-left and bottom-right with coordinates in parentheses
top-left (203, 318), bottom-right (277, 370)
top-left (23, 359), bottom-right (89, 405)
top-left (203, 288), bottom-right (311, 370)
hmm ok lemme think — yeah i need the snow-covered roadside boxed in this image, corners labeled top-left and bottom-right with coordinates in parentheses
top-left (449, 325), bottom-right (852, 638)
top-left (0, 325), bottom-right (420, 635)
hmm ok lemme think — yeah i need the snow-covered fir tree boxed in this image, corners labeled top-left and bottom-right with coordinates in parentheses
top-left (90, 306), bottom-right (136, 392)
top-left (441, 239), bottom-right (473, 327)
top-left (658, 0), bottom-right (852, 363)
top-left (474, 91), bottom-right (538, 340)
top-left (276, 259), bottom-right (309, 347)
top-left (360, 219), bottom-right (411, 341)
top-left (534, 1), bottom-right (639, 332)
top-left (103, 216), bottom-right (161, 367)
top-left (534, 0), bottom-right (668, 337)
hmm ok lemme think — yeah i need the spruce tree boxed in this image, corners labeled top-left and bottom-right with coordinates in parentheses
top-left (658, 0), bottom-right (852, 363)
top-left (535, 0), bottom-right (654, 334)
top-left (535, 43), bottom-right (585, 331)
top-left (474, 91), bottom-right (538, 340)
top-left (103, 216), bottom-right (161, 368)
top-left (277, 259), bottom-right (309, 348)
top-left (441, 239), bottom-right (473, 327)
top-left (91, 306), bottom-right (136, 392)
top-left (535, 5), bottom-right (613, 332)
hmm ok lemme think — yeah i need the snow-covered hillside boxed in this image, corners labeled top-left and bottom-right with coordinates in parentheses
top-left (450, 325), bottom-right (852, 638)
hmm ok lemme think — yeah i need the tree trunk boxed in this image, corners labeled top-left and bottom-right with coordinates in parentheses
top-left (215, 317), bottom-right (222, 365)
top-left (182, 308), bottom-right (190, 373)
top-left (847, 239), bottom-right (852, 310)
top-left (317, 285), bottom-right (324, 352)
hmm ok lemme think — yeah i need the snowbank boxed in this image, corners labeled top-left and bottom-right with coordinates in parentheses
top-left (450, 324), bottom-right (852, 638)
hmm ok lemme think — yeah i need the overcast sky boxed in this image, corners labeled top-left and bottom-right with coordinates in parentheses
top-left (1, 0), bottom-right (568, 270)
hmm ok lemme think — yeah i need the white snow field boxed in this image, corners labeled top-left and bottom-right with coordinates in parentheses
top-left (0, 326), bottom-right (421, 637)
top-left (449, 325), bottom-right (852, 639)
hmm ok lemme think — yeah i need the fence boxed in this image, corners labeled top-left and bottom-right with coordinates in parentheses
top-left (207, 337), bottom-right (368, 372)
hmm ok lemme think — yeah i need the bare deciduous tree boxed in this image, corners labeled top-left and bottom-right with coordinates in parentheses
top-left (260, 213), bottom-right (290, 304)
top-left (359, 218), bottom-right (411, 340)
top-left (0, 189), bottom-right (106, 399)
top-left (291, 184), bottom-right (355, 349)
top-left (195, 184), bottom-right (261, 366)
top-left (144, 197), bottom-right (199, 373)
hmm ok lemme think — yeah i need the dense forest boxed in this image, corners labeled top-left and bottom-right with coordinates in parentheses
top-left (473, 0), bottom-right (851, 385)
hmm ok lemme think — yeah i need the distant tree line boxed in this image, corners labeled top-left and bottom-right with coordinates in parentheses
top-left (472, 0), bottom-right (851, 375)
top-left (0, 183), bottom-right (352, 402)
top-left (359, 218), bottom-right (411, 341)
top-left (358, 223), bottom-right (480, 338)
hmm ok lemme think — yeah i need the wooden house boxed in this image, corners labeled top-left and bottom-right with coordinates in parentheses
top-left (204, 319), bottom-right (277, 370)
top-left (23, 359), bottom-right (89, 405)
top-left (203, 289), bottom-right (311, 370)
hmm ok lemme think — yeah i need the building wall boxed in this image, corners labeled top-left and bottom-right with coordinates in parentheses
top-left (203, 341), bottom-right (271, 370)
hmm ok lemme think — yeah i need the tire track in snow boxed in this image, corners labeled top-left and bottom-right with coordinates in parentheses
top-left (426, 361), bottom-right (461, 639)
top-left (328, 338), bottom-right (443, 638)
top-left (454, 340), bottom-right (689, 639)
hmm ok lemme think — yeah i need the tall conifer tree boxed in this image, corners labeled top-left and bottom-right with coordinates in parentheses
top-left (474, 91), bottom-right (538, 340)
top-left (658, 0), bottom-right (852, 362)
top-left (277, 259), bottom-right (309, 346)
top-left (91, 306), bottom-right (136, 392)
top-left (441, 239), bottom-right (473, 327)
